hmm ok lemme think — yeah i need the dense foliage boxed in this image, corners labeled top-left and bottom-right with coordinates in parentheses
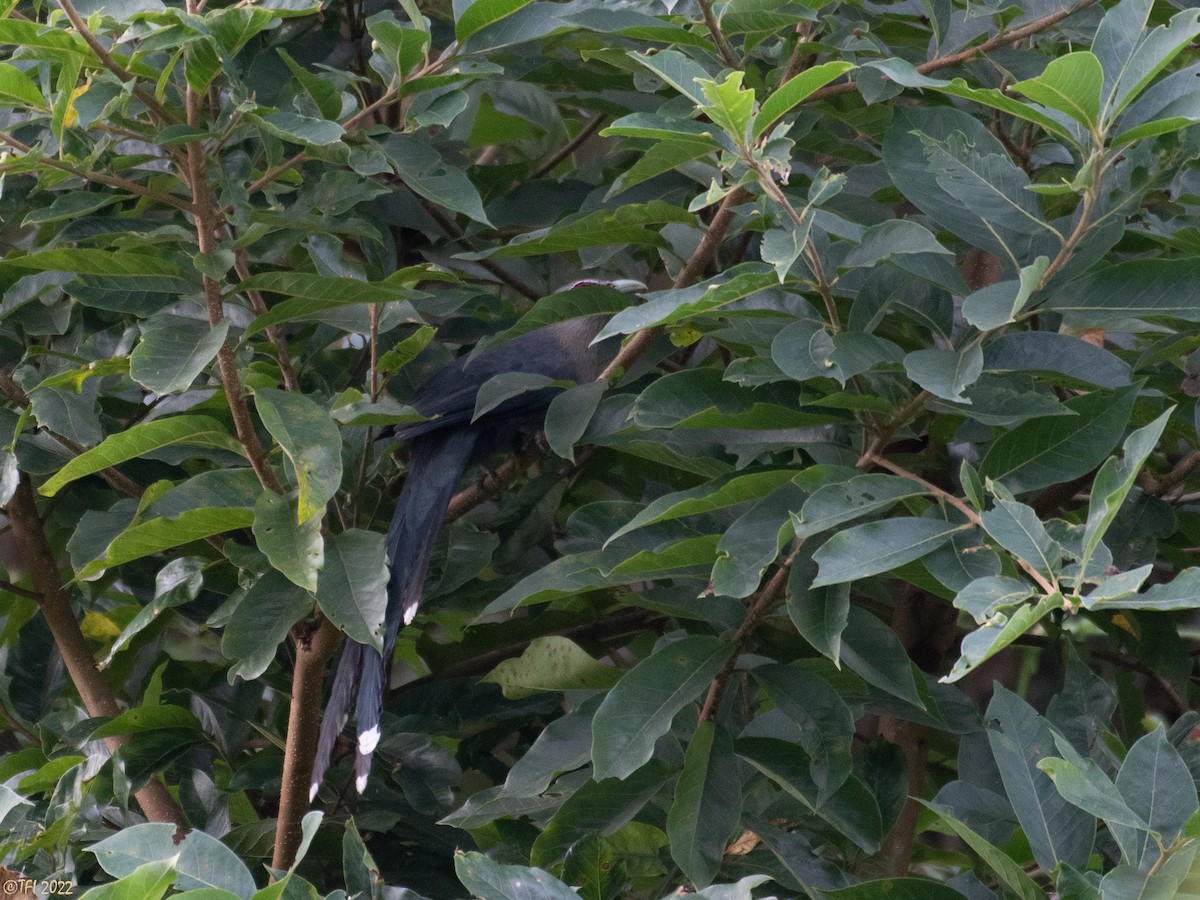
top-left (4, 0), bottom-right (1200, 896)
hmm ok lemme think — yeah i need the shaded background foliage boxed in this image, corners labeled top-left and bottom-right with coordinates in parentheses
top-left (3, 0), bottom-right (1200, 897)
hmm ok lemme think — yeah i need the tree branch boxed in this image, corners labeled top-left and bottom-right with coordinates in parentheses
top-left (6, 474), bottom-right (186, 826)
top-left (273, 617), bottom-right (341, 871)
top-left (807, 0), bottom-right (1103, 104)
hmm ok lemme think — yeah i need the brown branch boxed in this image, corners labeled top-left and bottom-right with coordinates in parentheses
top-left (697, 0), bottom-right (738, 68)
top-left (806, 0), bottom-right (1103, 104)
top-left (0, 370), bottom-right (145, 499)
top-left (0, 578), bottom-right (42, 602)
top-left (273, 617), bottom-right (341, 871)
top-left (0, 131), bottom-right (194, 213)
top-left (859, 390), bottom-right (930, 464)
top-left (230, 247), bottom-right (300, 393)
top-left (698, 544), bottom-right (802, 723)
top-left (1146, 449), bottom-right (1200, 497)
top-left (7, 474), bottom-right (186, 826)
top-left (863, 453), bottom-right (1059, 597)
top-left (184, 127), bottom-right (280, 493)
top-left (55, 0), bottom-right (176, 125)
top-left (534, 114), bottom-right (606, 179)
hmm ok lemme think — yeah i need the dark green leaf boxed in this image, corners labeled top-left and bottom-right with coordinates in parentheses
top-left (591, 636), bottom-right (732, 780)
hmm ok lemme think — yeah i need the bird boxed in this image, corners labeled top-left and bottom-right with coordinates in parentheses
top-left (310, 279), bottom-right (643, 799)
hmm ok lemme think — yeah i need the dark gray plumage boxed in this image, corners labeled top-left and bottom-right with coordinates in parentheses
top-left (311, 285), bottom-right (636, 799)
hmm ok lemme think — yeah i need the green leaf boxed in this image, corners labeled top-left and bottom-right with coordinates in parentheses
top-left (253, 491), bottom-right (324, 591)
top-left (840, 606), bottom-right (924, 708)
top-left (39, 416), bottom-right (245, 498)
top-left (456, 0), bottom-right (534, 41)
top-left (315, 529), bottom-right (387, 652)
top-left (736, 737), bottom-right (882, 853)
top-left (841, 219), bottom-right (951, 270)
top-left (979, 384), bottom-right (1139, 493)
top-left (867, 58), bottom-right (1077, 143)
top-left (1086, 567), bottom-right (1200, 611)
top-left (81, 860), bottom-right (177, 900)
top-left (607, 469), bottom-right (798, 545)
top-left (222, 570), bottom-right (313, 682)
top-left (100, 557), bottom-right (205, 668)
top-left (824, 880), bottom-right (972, 900)
top-left (257, 111), bottom-right (344, 146)
top-left (945, 593), bottom-right (1061, 682)
top-left (962, 257), bottom-right (1049, 331)
top-left (129, 316), bottom-right (228, 394)
top-left (276, 48), bottom-right (341, 119)
top-left (90, 823), bottom-right (257, 899)
top-left (666, 722), bottom-right (742, 888)
top-left (793, 474), bottom-right (926, 539)
top-left (884, 107), bottom-right (1051, 263)
top-left (980, 499), bottom-right (1062, 577)
top-left (482, 636), bottom-right (621, 699)
top-left (601, 112), bottom-right (723, 146)
top-left (1047, 259), bottom-right (1200, 326)
top-left (591, 636), bottom-right (733, 780)
top-left (919, 802), bottom-right (1043, 900)
top-left (982, 331), bottom-right (1131, 388)
top-left (473, 372), bottom-right (556, 420)
top-left (752, 664), bottom-right (855, 802)
top-left (1012, 51), bottom-right (1103, 127)
top-left (954, 575), bottom-right (1036, 623)
top-left (985, 687), bottom-right (1095, 873)
top-left (1037, 738), bottom-right (1149, 835)
top-left (473, 201), bottom-right (693, 258)
top-left (91, 704), bottom-right (202, 739)
top-left (1111, 727), bottom-right (1198, 869)
top-left (1094, 0), bottom-right (1200, 118)
top-left (530, 763), bottom-right (671, 866)
top-left (903, 344), bottom-right (984, 404)
top-left (597, 266), bottom-right (778, 340)
top-left (253, 388), bottom-right (342, 524)
top-left (456, 852), bottom-right (579, 899)
top-left (0, 248), bottom-right (180, 280)
top-left (78, 507), bottom-right (255, 580)
top-left (711, 481), bottom-right (804, 598)
top-left (544, 380), bottom-right (607, 462)
top-left (381, 132), bottom-right (491, 224)
top-left (629, 48), bottom-right (713, 106)
top-left (753, 60), bottom-right (854, 137)
top-left (697, 70), bottom-right (754, 144)
top-left (1078, 409), bottom-right (1172, 580)
top-left (812, 518), bottom-right (968, 587)
top-left (368, 18), bottom-right (429, 77)
top-left (0, 61), bottom-right (46, 109)
top-left (239, 273), bottom-right (420, 338)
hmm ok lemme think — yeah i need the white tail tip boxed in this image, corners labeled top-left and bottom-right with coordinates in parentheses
top-left (358, 725), bottom-right (381, 755)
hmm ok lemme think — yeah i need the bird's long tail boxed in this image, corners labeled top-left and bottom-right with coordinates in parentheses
top-left (311, 428), bottom-right (479, 798)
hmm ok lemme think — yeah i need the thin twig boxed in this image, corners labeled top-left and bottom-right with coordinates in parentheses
top-left (697, 0), bottom-right (737, 68)
top-left (863, 453), bottom-right (1059, 596)
top-left (534, 114), bottom-right (606, 179)
top-left (0, 131), bottom-right (194, 213)
top-left (699, 544), bottom-right (803, 723)
top-left (229, 246), bottom-right (300, 393)
top-left (806, 0), bottom-right (1103, 104)
top-left (55, 0), bottom-right (176, 124)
